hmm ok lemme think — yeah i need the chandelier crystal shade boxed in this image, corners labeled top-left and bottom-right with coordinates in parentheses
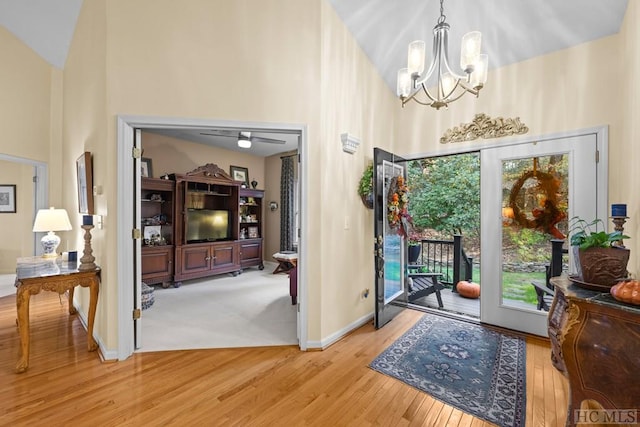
top-left (397, 0), bottom-right (488, 110)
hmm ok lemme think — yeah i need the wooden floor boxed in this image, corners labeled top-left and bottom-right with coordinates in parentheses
top-left (0, 292), bottom-right (568, 426)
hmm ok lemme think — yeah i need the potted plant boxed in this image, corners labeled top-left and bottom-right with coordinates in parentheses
top-left (569, 217), bottom-right (630, 288)
top-left (358, 163), bottom-right (374, 209)
top-left (407, 230), bottom-right (423, 264)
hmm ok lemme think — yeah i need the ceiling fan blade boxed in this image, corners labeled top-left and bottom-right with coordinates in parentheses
top-left (200, 133), bottom-right (237, 140)
top-left (250, 136), bottom-right (286, 144)
top-left (200, 129), bottom-right (239, 137)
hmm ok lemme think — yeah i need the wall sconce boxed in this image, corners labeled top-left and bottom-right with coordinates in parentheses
top-left (269, 201), bottom-right (279, 211)
top-left (341, 133), bottom-right (360, 154)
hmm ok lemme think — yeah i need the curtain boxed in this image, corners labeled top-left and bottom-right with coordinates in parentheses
top-left (280, 155), bottom-right (295, 251)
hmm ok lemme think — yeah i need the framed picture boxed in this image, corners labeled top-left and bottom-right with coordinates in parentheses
top-left (0, 184), bottom-right (16, 213)
top-left (76, 152), bottom-right (94, 214)
top-left (141, 157), bottom-right (153, 178)
top-left (248, 226), bottom-right (259, 238)
top-left (230, 166), bottom-right (249, 186)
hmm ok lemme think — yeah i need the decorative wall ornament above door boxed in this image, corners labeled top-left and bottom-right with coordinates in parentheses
top-left (440, 113), bottom-right (529, 144)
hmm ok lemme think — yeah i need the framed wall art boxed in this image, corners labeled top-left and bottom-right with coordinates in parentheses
top-left (230, 166), bottom-right (249, 186)
top-left (76, 152), bottom-right (94, 214)
top-left (141, 157), bottom-right (153, 178)
top-left (0, 184), bottom-right (16, 213)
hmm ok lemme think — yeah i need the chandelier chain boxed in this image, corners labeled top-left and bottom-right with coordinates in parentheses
top-left (438, 0), bottom-right (445, 23)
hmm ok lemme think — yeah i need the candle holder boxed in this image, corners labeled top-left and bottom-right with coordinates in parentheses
top-left (79, 224), bottom-right (97, 271)
top-left (611, 216), bottom-right (628, 248)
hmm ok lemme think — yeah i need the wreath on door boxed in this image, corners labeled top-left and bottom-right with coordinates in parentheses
top-left (507, 168), bottom-right (566, 239)
top-left (387, 175), bottom-right (413, 237)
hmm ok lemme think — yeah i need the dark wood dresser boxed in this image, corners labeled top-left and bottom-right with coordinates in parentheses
top-left (548, 276), bottom-right (640, 426)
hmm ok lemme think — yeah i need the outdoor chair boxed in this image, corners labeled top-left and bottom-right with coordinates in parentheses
top-left (531, 239), bottom-right (567, 311)
top-left (407, 265), bottom-right (444, 308)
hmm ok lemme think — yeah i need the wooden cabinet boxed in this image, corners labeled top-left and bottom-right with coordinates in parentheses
top-left (141, 245), bottom-right (174, 284)
top-left (141, 177), bottom-right (174, 286)
top-left (239, 188), bottom-right (264, 270)
top-left (549, 276), bottom-right (640, 426)
top-left (175, 241), bottom-right (240, 281)
top-left (239, 238), bottom-right (264, 270)
top-left (171, 164), bottom-right (242, 284)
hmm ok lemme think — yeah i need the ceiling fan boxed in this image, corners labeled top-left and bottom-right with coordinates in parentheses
top-left (200, 130), bottom-right (285, 148)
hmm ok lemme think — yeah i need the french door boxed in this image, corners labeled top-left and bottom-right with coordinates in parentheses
top-left (480, 133), bottom-right (604, 336)
top-left (373, 148), bottom-right (409, 328)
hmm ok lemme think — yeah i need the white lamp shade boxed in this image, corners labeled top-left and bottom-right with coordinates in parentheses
top-left (407, 40), bottom-right (426, 75)
top-left (441, 73), bottom-right (456, 97)
top-left (470, 54), bottom-right (488, 88)
top-left (33, 207), bottom-right (71, 257)
top-left (33, 207), bottom-right (72, 232)
top-left (460, 31), bottom-right (482, 73)
top-left (396, 68), bottom-right (411, 97)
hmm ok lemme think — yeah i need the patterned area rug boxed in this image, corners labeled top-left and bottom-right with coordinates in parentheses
top-left (370, 313), bottom-right (526, 427)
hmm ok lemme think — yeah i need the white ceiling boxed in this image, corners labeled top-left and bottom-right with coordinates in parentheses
top-left (0, 0), bottom-right (629, 156)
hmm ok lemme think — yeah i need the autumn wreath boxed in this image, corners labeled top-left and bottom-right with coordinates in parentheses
top-left (508, 169), bottom-right (566, 239)
top-left (387, 175), bottom-right (412, 237)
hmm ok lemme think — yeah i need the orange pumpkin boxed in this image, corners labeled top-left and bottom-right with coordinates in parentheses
top-left (610, 280), bottom-right (640, 305)
top-left (457, 281), bottom-right (480, 299)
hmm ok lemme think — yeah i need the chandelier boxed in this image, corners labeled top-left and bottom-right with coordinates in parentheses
top-left (396, 0), bottom-right (488, 110)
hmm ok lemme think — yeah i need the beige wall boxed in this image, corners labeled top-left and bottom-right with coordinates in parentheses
top-left (0, 26), bottom-right (64, 270)
top-left (318, 1), bottom-right (397, 338)
top-left (63, 0), bottom-right (111, 342)
top-left (0, 27), bottom-right (52, 163)
top-left (620, 0), bottom-right (640, 275)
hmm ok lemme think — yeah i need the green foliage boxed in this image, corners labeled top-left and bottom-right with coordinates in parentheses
top-left (358, 163), bottom-right (373, 197)
top-left (505, 228), bottom-right (548, 262)
top-left (569, 217), bottom-right (629, 249)
top-left (407, 154), bottom-right (480, 239)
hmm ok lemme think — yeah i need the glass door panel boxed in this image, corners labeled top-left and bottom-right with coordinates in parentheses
top-left (500, 154), bottom-right (568, 310)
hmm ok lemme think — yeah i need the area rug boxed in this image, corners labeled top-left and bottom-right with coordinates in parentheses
top-left (370, 313), bottom-right (526, 427)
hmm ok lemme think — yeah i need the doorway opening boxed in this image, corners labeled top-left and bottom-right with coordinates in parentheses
top-left (405, 152), bottom-right (481, 319)
top-left (374, 126), bottom-right (607, 337)
top-left (135, 126), bottom-right (301, 352)
top-left (116, 115), bottom-right (308, 361)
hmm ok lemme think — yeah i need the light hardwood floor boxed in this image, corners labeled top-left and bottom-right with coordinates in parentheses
top-left (0, 291), bottom-right (568, 426)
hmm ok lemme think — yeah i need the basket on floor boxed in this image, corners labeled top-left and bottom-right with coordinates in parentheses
top-left (141, 282), bottom-right (155, 310)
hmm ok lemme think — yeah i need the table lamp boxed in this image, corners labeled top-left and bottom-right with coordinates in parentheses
top-left (32, 207), bottom-right (72, 258)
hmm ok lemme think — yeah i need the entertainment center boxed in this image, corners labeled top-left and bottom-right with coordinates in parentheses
top-left (141, 163), bottom-right (264, 288)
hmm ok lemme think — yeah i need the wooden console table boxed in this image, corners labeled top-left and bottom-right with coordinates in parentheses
top-left (549, 275), bottom-right (640, 426)
top-left (15, 257), bottom-right (101, 373)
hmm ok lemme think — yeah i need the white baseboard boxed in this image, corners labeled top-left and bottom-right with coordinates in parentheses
top-left (75, 303), bottom-right (118, 361)
top-left (306, 312), bottom-right (373, 350)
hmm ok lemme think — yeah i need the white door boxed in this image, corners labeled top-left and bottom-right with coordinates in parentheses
top-left (480, 132), bottom-right (605, 336)
top-left (134, 128), bottom-right (143, 348)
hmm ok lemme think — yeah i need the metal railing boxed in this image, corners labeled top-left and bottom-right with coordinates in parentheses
top-left (414, 235), bottom-right (473, 291)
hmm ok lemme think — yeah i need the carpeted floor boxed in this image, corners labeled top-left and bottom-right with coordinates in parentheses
top-left (370, 313), bottom-right (526, 427)
top-left (139, 261), bottom-right (297, 352)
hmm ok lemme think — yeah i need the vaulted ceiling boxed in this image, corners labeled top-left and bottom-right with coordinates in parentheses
top-left (0, 0), bottom-right (629, 156)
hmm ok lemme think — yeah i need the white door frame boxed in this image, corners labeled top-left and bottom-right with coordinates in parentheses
top-left (403, 125), bottom-right (608, 333)
top-left (0, 154), bottom-right (48, 254)
top-left (116, 115), bottom-right (308, 360)
top-left (481, 131), bottom-right (605, 336)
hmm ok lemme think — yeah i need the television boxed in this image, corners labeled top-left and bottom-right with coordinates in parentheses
top-left (186, 209), bottom-right (231, 243)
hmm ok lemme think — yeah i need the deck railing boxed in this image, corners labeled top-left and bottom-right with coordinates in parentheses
top-left (414, 235), bottom-right (473, 291)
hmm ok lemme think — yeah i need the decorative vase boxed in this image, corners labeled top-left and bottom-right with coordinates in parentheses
top-left (251, 179), bottom-right (258, 189)
top-left (408, 245), bottom-right (421, 264)
top-left (575, 246), bottom-right (630, 288)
